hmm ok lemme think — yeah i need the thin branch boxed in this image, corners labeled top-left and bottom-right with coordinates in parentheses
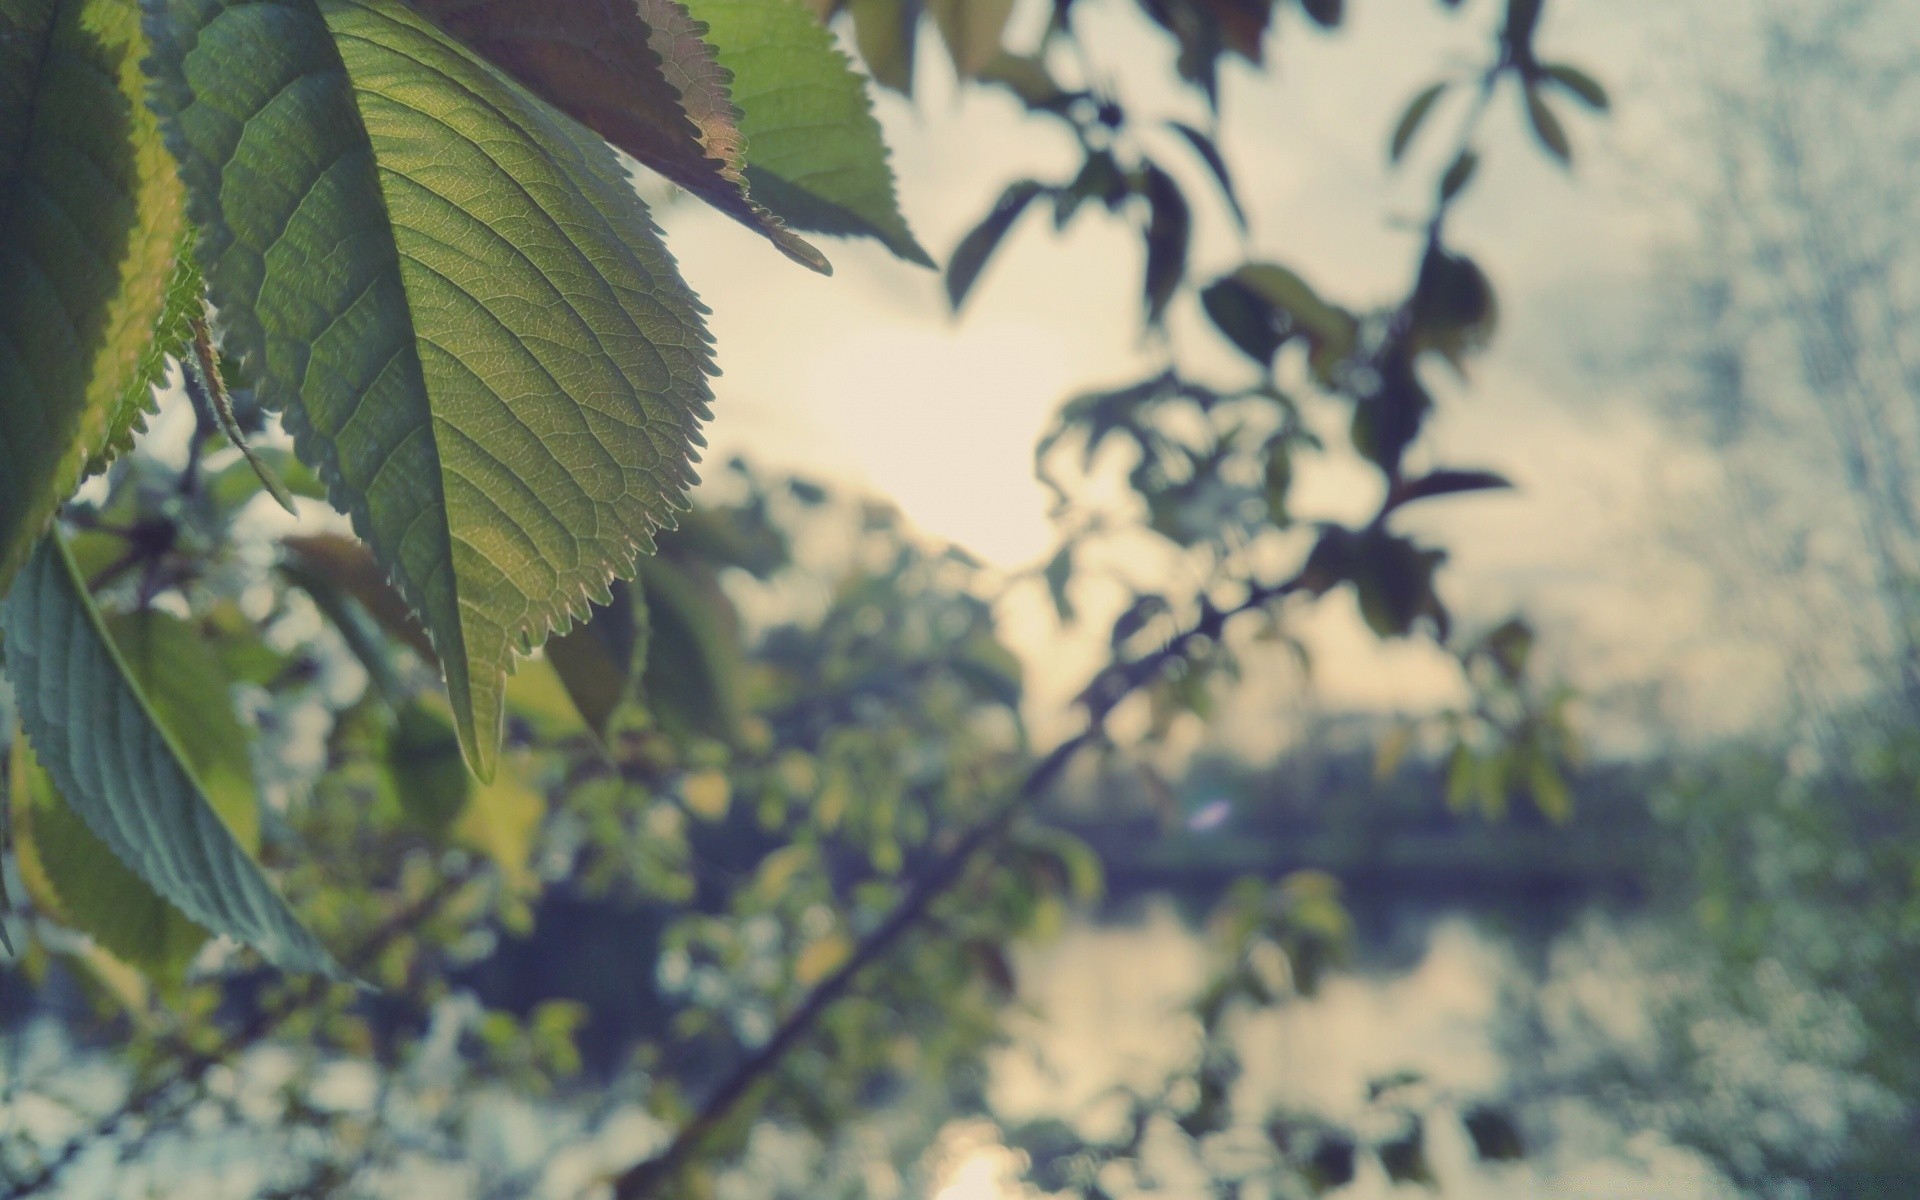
top-left (607, 579), bottom-right (1299, 1199)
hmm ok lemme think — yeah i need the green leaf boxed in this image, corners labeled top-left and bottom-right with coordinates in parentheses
top-left (945, 179), bottom-right (1044, 312)
top-left (1388, 81), bottom-right (1445, 163)
top-left (1541, 61), bottom-right (1608, 111)
top-left (544, 577), bottom-right (650, 743)
top-left (385, 700), bottom-right (470, 833)
top-left (148, 0), bottom-right (719, 781)
top-left (0, 535), bottom-right (337, 975)
top-left (1524, 84), bottom-right (1572, 164)
top-left (10, 607), bottom-right (265, 979)
top-left (413, 0), bottom-right (829, 273)
top-left (12, 735), bottom-right (208, 981)
top-left (638, 555), bottom-right (744, 742)
top-left (685, 0), bottom-right (932, 266)
top-left (0, 0), bottom-right (193, 596)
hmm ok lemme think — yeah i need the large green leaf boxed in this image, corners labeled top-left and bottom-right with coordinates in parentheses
top-left (146, 0), bottom-right (719, 779)
top-left (412, 0), bottom-right (829, 273)
top-left (684, 0), bottom-right (930, 266)
top-left (9, 609), bottom-right (259, 980)
top-left (0, 0), bottom-right (194, 596)
top-left (0, 536), bottom-right (337, 975)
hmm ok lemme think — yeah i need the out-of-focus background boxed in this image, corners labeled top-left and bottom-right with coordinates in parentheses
top-left (7, 0), bottom-right (1920, 1197)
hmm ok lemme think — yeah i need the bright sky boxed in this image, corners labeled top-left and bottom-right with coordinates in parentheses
top-left (655, 0), bottom-right (1773, 741)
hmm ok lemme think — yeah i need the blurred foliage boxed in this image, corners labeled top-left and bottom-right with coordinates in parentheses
top-left (0, 0), bottom-right (1611, 1195)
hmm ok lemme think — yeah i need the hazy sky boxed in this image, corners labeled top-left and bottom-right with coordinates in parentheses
top-left (651, 0), bottom-right (1773, 742)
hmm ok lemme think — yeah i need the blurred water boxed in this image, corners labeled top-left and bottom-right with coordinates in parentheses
top-left (935, 898), bottom-right (1875, 1200)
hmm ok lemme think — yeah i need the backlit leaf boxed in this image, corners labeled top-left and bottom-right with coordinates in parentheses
top-left (413, 0), bottom-right (829, 272)
top-left (148, 0), bottom-right (719, 780)
top-left (686, 0), bottom-right (932, 265)
top-left (0, 0), bottom-right (192, 595)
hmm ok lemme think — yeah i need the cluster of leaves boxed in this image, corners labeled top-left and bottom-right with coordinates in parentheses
top-left (0, 0), bottom-right (931, 972)
top-left (921, 0), bottom-right (1603, 788)
top-left (0, 454), bottom-right (1090, 1196)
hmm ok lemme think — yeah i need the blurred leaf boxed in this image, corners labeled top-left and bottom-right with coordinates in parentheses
top-left (1055, 149), bottom-right (1126, 228)
top-left (1462, 1104), bottom-right (1526, 1161)
top-left (1524, 84), bottom-right (1572, 163)
top-left (1542, 61), bottom-right (1608, 111)
top-left (1439, 149), bottom-right (1478, 201)
top-left (1391, 468), bottom-right (1512, 509)
top-left (1351, 532), bottom-right (1447, 639)
top-left (1169, 121), bottom-right (1247, 229)
top-left (282, 535), bottom-right (437, 667)
top-left (1297, 0), bottom-right (1342, 29)
top-left (1373, 721), bottom-right (1414, 779)
top-left (545, 579), bottom-right (650, 745)
top-left (1142, 164), bottom-right (1192, 323)
top-left (1303, 1135), bottom-right (1357, 1193)
top-left (1111, 593), bottom-right (1170, 648)
top-left (846, 0), bottom-right (920, 93)
top-left (1350, 352), bottom-right (1431, 473)
top-left (1390, 81), bottom-right (1446, 162)
top-left (795, 930), bottom-right (851, 985)
top-left (1377, 1121), bottom-right (1434, 1185)
top-left (453, 757), bottom-right (546, 895)
top-left (387, 701), bottom-right (471, 834)
top-left (1044, 544), bottom-right (1076, 622)
top-left (1263, 434), bottom-right (1293, 525)
top-left (927, 0), bottom-right (1014, 77)
top-left (978, 51), bottom-right (1070, 110)
top-left (682, 769), bottom-right (732, 820)
top-left (639, 556), bottom-right (747, 743)
top-left (505, 656), bottom-right (593, 741)
top-left (947, 180), bottom-right (1047, 311)
top-left (1410, 247), bottom-right (1498, 369)
top-left (1202, 276), bottom-right (1284, 364)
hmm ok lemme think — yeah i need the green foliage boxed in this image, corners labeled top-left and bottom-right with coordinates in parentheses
top-left (148, 0), bottom-right (719, 781)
